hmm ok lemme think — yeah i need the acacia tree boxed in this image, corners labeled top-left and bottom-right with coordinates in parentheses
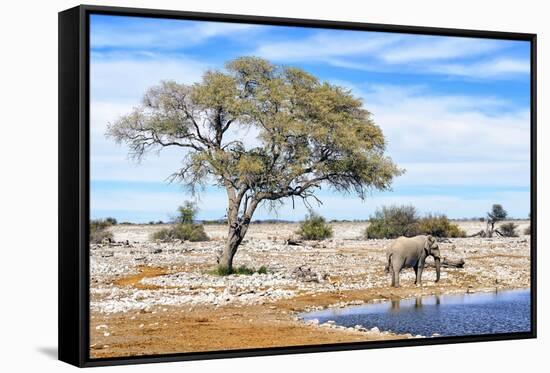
top-left (487, 204), bottom-right (508, 236)
top-left (107, 57), bottom-right (402, 271)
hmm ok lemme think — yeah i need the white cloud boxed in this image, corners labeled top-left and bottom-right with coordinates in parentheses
top-left (91, 19), bottom-right (258, 50)
top-left (380, 37), bottom-right (501, 63)
top-left (429, 58), bottom-right (530, 78)
top-left (355, 84), bottom-right (530, 165)
top-left (395, 162), bottom-right (529, 187)
top-left (255, 32), bottom-right (400, 62)
top-left (90, 56), bottom-right (208, 102)
top-left (254, 31), bottom-right (529, 79)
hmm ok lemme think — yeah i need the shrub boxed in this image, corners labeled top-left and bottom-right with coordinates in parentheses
top-left (90, 219), bottom-right (114, 243)
top-left (297, 212), bottom-right (333, 240)
top-left (416, 214), bottom-right (466, 238)
top-left (365, 206), bottom-right (466, 239)
top-left (151, 223), bottom-right (209, 242)
top-left (524, 225), bottom-right (531, 235)
top-left (209, 265), bottom-right (268, 276)
top-left (150, 201), bottom-right (209, 242)
top-left (104, 217), bottom-right (117, 225)
top-left (365, 205), bottom-right (420, 239)
top-left (499, 222), bottom-right (518, 237)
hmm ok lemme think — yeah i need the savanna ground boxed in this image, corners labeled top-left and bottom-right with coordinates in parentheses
top-left (89, 220), bottom-right (530, 358)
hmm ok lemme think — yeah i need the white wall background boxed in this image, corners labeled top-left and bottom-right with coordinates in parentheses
top-left (0, 0), bottom-right (546, 371)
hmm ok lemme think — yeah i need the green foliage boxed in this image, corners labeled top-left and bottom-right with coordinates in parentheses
top-left (176, 201), bottom-right (197, 224)
top-left (499, 222), bottom-right (518, 237)
top-left (416, 214), bottom-right (466, 238)
top-left (151, 224), bottom-right (208, 242)
top-left (297, 212), bottom-right (333, 240)
top-left (365, 205), bottom-right (419, 239)
top-left (150, 202), bottom-right (209, 242)
top-left (90, 219), bottom-right (114, 244)
top-left (209, 265), bottom-right (268, 276)
top-left (104, 217), bottom-right (117, 225)
top-left (365, 206), bottom-right (465, 239)
top-left (488, 204), bottom-right (508, 223)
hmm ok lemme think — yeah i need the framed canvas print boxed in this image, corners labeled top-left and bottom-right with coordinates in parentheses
top-left (58, 5), bottom-right (537, 367)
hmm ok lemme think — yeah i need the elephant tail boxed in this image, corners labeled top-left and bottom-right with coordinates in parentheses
top-left (385, 252), bottom-right (392, 273)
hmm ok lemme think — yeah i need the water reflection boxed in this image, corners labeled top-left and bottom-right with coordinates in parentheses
top-left (301, 289), bottom-right (530, 337)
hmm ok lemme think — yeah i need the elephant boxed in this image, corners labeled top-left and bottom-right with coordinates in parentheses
top-left (385, 235), bottom-right (441, 287)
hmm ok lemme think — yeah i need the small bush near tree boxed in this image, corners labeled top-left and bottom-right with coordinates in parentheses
top-left (297, 212), bottom-right (333, 240)
top-left (152, 223), bottom-right (209, 242)
top-left (499, 222), bottom-right (519, 237)
top-left (90, 219), bottom-right (114, 243)
top-left (150, 202), bottom-right (209, 242)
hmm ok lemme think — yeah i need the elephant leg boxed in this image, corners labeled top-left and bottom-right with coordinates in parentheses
top-left (413, 264), bottom-right (419, 285)
top-left (392, 264), bottom-right (400, 288)
top-left (416, 261), bottom-right (424, 286)
top-left (390, 266), bottom-right (395, 287)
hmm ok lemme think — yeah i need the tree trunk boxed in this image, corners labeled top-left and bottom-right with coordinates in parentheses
top-left (218, 226), bottom-right (245, 270)
top-left (218, 189), bottom-right (259, 272)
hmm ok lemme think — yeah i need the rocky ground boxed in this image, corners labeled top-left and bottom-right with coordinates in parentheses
top-left (89, 220), bottom-right (531, 358)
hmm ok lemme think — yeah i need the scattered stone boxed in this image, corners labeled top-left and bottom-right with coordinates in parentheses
top-left (291, 265), bottom-right (320, 282)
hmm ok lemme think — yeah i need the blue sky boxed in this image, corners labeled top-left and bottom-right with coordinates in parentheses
top-left (89, 14), bottom-right (531, 222)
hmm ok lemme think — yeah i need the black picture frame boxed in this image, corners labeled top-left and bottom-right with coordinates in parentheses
top-left (58, 4), bottom-right (537, 368)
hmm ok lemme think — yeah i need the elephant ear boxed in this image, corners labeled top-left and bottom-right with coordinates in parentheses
top-left (424, 236), bottom-right (433, 254)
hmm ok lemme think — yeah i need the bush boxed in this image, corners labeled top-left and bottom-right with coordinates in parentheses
top-left (416, 214), bottom-right (466, 238)
top-left (150, 201), bottom-right (209, 242)
top-left (297, 212), bottom-right (333, 240)
top-left (524, 225), bottom-right (531, 235)
top-left (104, 217), bottom-right (117, 225)
top-left (499, 222), bottom-right (518, 237)
top-left (365, 206), bottom-right (466, 239)
top-left (209, 265), bottom-right (268, 276)
top-left (151, 223), bottom-right (209, 242)
top-left (365, 205), bottom-right (420, 239)
top-left (90, 219), bottom-right (114, 243)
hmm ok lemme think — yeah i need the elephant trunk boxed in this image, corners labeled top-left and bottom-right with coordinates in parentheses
top-left (434, 257), bottom-right (441, 282)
